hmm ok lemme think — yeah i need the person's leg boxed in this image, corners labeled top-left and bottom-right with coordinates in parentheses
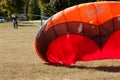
top-left (13, 23), bottom-right (16, 29)
top-left (16, 23), bottom-right (18, 29)
top-left (14, 21), bottom-right (18, 29)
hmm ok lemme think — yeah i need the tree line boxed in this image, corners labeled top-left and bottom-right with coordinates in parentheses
top-left (0, 0), bottom-right (119, 20)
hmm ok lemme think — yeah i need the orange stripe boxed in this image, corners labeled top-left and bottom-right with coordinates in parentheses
top-left (94, 2), bottom-right (112, 24)
top-left (45, 1), bottom-right (120, 30)
top-left (63, 5), bottom-right (81, 22)
top-left (44, 11), bottom-right (66, 31)
top-left (110, 2), bottom-right (120, 17)
top-left (78, 2), bottom-right (98, 25)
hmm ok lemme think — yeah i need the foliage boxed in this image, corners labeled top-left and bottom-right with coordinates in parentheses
top-left (28, 0), bottom-right (41, 20)
top-left (0, 0), bottom-right (120, 19)
top-left (38, 0), bottom-right (97, 16)
top-left (1, 0), bottom-right (24, 17)
top-left (38, 0), bottom-right (54, 16)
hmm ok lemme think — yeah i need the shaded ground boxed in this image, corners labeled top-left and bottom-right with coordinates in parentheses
top-left (0, 23), bottom-right (120, 80)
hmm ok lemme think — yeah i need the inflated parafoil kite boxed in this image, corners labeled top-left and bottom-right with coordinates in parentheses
top-left (35, 1), bottom-right (120, 66)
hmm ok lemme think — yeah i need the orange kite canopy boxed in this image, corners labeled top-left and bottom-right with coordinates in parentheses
top-left (35, 1), bottom-right (120, 66)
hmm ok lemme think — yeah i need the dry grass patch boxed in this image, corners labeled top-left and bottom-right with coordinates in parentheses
top-left (0, 23), bottom-right (120, 80)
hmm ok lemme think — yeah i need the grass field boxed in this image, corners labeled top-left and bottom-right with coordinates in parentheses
top-left (0, 22), bottom-right (120, 80)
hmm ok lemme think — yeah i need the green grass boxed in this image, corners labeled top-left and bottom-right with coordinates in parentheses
top-left (0, 23), bottom-right (120, 80)
top-left (0, 22), bottom-right (8, 27)
top-left (18, 21), bottom-right (42, 27)
top-left (0, 21), bottom-right (42, 28)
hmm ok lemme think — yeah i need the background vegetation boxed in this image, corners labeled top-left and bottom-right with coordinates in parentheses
top-left (0, 0), bottom-right (119, 20)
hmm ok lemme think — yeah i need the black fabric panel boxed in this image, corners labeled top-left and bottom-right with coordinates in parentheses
top-left (100, 19), bottom-right (114, 48)
top-left (101, 35), bottom-right (110, 48)
top-left (36, 16), bottom-right (54, 61)
top-left (36, 16), bottom-right (54, 39)
top-left (67, 22), bottom-right (83, 35)
top-left (100, 19), bottom-right (113, 36)
top-left (44, 28), bottom-right (56, 46)
top-left (92, 36), bottom-right (101, 48)
top-left (83, 23), bottom-right (99, 38)
top-left (37, 31), bottom-right (48, 60)
top-left (114, 17), bottom-right (120, 31)
top-left (54, 22), bottom-right (68, 36)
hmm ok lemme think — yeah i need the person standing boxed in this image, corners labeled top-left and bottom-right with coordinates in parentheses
top-left (12, 14), bottom-right (18, 29)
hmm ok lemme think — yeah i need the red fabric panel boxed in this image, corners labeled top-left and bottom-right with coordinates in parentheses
top-left (101, 34), bottom-right (116, 59)
top-left (46, 34), bottom-right (78, 65)
top-left (101, 30), bottom-right (120, 59)
top-left (46, 34), bottom-right (101, 66)
top-left (77, 37), bottom-right (101, 61)
top-left (113, 30), bottom-right (120, 58)
top-left (45, 31), bottom-right (120, 66)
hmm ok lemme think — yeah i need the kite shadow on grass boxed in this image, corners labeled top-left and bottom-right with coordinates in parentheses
top-left (45, 63), bottom-right (120, 73)
top-left (70, 65), bottom-right (120, 72)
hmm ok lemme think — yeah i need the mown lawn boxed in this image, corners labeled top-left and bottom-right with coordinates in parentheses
top-left (0, 22), bottom-right (120, 80)
top-left (0, 22), bottom-right (9, 27)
